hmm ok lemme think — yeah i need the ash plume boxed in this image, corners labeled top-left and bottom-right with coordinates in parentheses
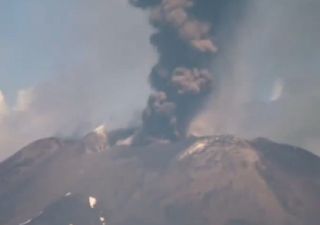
top-left (131, 0), bottom-right (221, 142)
top-left (188, 0), bottom-right (320, 154)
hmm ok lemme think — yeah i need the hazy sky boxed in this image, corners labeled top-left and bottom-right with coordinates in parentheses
top-left (191, 0), bottom-right (320, 154)
top-left (0, 0), bottom-right (155, 159)
top-left (0, 0), bottom-right (319, 160)
top-left (0, 0), bottom-right (154, 103)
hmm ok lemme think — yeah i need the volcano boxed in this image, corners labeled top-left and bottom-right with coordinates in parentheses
top-left (0, 134), bottom-right (319, 225)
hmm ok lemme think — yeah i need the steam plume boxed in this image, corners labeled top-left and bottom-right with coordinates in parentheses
top-left (131, 0), bottom-right (219, 142)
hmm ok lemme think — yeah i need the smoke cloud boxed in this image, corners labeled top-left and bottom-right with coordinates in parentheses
top-left (130, 0), bottom-right (242, 143)
top-left (1, 0), bottom-right (319, 159)
top-left (190, 0), bottom-right (320, 154)
top-left (131, 0), bottom-right (320, 155)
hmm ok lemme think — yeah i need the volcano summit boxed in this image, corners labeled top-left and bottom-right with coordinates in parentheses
top-left (0, 134), bottom-right (319, 225)
top-left (0, 0), bottom-right (319, 225)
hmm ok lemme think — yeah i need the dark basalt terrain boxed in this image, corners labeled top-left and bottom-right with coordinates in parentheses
top-left (0, 135), bottom-right (319, 225)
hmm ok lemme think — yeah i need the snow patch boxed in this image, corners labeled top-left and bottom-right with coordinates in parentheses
top-left (19, 219), bottom-right (32, 225)
top-left (100, 216), bottom-right (107, 224)
top-left (178, 139), bottom-right (211, 160)
top-left (89, 196), bottom-right (97, 209)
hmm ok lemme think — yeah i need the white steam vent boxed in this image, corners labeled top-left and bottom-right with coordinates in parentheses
top-left (94, 125), bottom-right (108, 137)
top-left (84, 124), bottom-right (109, 152)
top-left (0, 90), bottom-right (8, 118)
top-left (270, 78), bottom-right (284, 102)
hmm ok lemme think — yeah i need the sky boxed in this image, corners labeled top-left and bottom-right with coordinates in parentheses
top-left (0, 0), bottom-right (155, 159)
top-left (191, 0), bottom-right (320, 154)
top-left (0, 0), bottom-right (319, 160)
top-left (0, 0), bottom-right (154, 103)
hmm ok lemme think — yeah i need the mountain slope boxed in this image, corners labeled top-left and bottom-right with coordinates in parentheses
top-left (0, 135), bottom-right (319, 225)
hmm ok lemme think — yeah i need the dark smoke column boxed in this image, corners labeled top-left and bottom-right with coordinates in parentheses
top-left (130, 0), bottom-right (217, 143)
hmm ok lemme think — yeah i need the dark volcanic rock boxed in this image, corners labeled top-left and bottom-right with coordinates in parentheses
top-left (0, 135), bottom-right (319, 225)
top-left (23, 194), bottom-right (107, 225)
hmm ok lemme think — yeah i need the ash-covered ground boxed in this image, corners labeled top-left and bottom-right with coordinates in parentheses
top-left (0, 132), bottom-right (319, 225)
